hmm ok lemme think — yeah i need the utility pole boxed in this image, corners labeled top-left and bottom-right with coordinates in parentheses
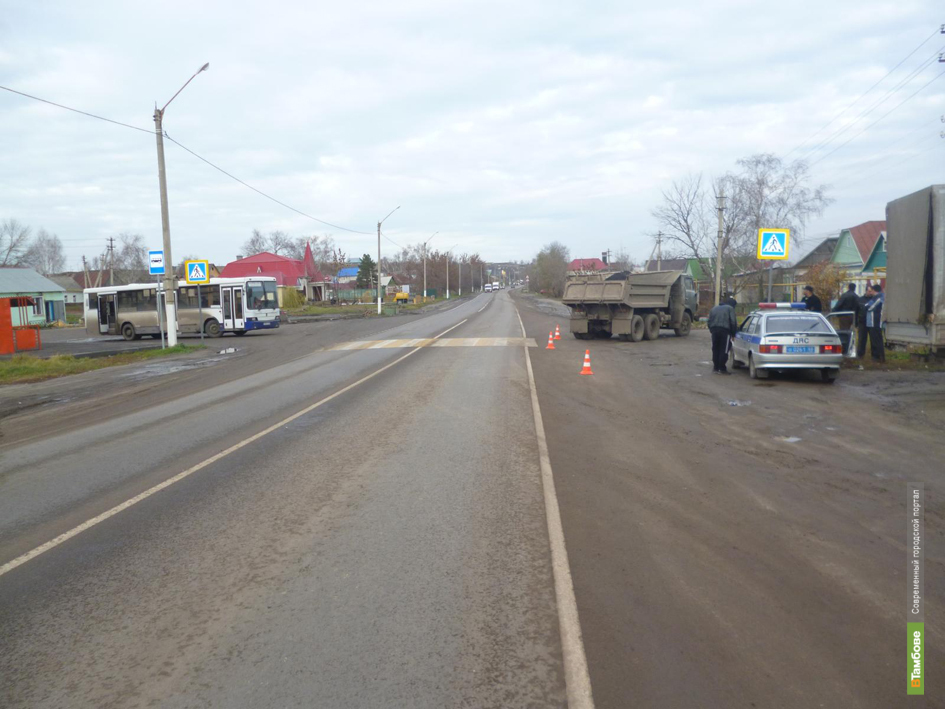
top-left (107, 237), bottom-right (115, 286)
top-left (154, 63), bottom-right (208, 347)
top-left (377, 206), bottom-right (400, 314)
top-left (714, 187), bottom-right (725, 306)
top-left (423, 231), bottom-right (437, 302)
top-left (82, 255), bottom-right (89, 289)
top-left (656, 232), bottom-right (663, 271)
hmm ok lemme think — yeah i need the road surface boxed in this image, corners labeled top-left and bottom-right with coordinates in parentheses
top-left (1, 288), bottom-right (942, 708)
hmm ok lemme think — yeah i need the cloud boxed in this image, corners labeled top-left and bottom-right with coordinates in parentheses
top-left (0, 0), bottom-right (940, 267)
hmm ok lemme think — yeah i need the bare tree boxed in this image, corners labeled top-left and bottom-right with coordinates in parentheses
top-left (22, 229), bottom-right (65, 274)
top-left (1, 218), bottom-right (32, 266)
top-left (652, 155), bottom-right (832, 288)
top-left (114, 233), bottom-right (147, 271)
top-left (241, 229), bottom-right (268, 256)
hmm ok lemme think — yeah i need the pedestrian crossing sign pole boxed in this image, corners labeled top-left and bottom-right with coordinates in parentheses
top-left (185, 260), bottom-right (211, 342)
top-left (757, 229), bottom-right (790, 260)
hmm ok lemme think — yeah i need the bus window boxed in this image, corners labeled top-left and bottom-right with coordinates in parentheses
top-left (246, 281), bottom-right (277, 310)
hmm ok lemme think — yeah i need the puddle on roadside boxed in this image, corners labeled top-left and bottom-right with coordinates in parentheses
top-left (218, 347), bottom-right (239, 355)
top-left (119, 358), bottom-right (224, 380)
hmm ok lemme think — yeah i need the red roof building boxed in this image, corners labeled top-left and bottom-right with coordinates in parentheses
top-left (220, 244), bottom-right (324, 286)
top-left (568, 258), bottom-right (607, 272)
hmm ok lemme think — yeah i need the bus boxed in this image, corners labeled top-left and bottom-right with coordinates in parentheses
top-left (84, 277), bottom-right (280, 340)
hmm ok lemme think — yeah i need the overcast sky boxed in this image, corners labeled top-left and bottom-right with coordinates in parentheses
top-left (1, 0), bottom-right (942, 270)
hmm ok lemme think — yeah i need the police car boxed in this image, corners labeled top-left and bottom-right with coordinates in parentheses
top-left (730, 303), bottom-right (844, 382)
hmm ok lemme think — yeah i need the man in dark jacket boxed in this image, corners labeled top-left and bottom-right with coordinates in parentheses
top-left (832, 283), bottom-right (861, 354)
top-left (802, 286), bottom-right (823, 313)
top-left (707, 300), bottom-right (738, 374)
top-left (865, 283), bottom-right (885, 362)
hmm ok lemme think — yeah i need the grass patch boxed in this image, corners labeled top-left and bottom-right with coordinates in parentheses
top-left (842, 350), bottom-right (945, 372)
top-left (0, 344), bottom-right (204, 385)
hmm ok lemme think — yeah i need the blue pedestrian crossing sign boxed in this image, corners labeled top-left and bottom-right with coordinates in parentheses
top-left (757, 228), bottom-right (790, 260)
top-left (185, 260), bottom-right (211, 284)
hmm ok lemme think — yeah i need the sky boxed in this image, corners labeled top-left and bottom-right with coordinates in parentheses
top-left (1, 0), bottom-right (942, 270)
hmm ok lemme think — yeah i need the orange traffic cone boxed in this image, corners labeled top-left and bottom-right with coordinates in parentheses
top-left (554, 324), bottom-right (561, 340)
top-left (546, 331), bottom-right (556, 350)
top-left (579, 349), bottom-right (593, 375)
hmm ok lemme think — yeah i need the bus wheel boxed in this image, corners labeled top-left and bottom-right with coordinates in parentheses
top-left (204, 319), bottom-right (222, 338)
top-left (121, 322), bottom-right (136, 341)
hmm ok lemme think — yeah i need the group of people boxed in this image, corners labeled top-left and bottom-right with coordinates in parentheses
top-left (831, 282), bottom-right (886, 362)
top-left (706, 282), bottom-right (887, 374)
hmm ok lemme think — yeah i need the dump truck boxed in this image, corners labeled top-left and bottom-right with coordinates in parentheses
top-left (562, 270), bottom-right (698, 341)
top-left (884, 184), bottom-right (945, 355)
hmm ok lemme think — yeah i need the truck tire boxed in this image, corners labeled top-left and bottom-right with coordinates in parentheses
top-left (674, 313), bottom-right (692, 337)
top-left (643, 314), bottom-right (660, 340)
top-left (573, 332), bottom-right (588, 340)
top-left (629, 315), bottom-right (645, 342)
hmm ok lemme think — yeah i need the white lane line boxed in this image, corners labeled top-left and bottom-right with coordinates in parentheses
top-left (516, 305), bottom-right (595, 709)
top-left (0, 318), bottom-right (468, 580)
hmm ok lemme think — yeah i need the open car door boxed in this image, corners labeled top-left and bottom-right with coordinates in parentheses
top-left (826, 311), bottom-right (857, 358)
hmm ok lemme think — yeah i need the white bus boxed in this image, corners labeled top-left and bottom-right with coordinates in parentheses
top-left (84, 277), bottom-right (280, 340)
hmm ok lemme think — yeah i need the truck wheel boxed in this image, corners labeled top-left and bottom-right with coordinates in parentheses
top-left (121, 322), bottom-right (136, 341)
top-left (674, 313), bottom-right (692, 337)
top-left (629, 315), bottom-right (645, 342)
top-left (643, 314), bottom-right (660, 340)
top-left (573, 332), bottom-right (588, 340)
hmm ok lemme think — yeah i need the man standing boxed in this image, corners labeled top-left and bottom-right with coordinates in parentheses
top-left (723, 292), bottom-right (738, 309)
top-left (865, 283), bottom-right (885, 362)
top-left (832, 283), bottom-right (861, 354)
top-left (802, 286), bottom-right (823, 313)
top-left (707, 299), bottom-right (737, 374)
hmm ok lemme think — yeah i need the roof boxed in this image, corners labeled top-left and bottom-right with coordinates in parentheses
top-left (47, 274), bottom-right (85, 291)
top-left (337, 267), bottom-right (359, 277)
top-left (220, 249), bottom-right (324, 285)
top-left (0, 267), bottom-right (66, 293)
top-left (846, 221), bottom-right (886, 262)
top-left (568, 258), bottom-right (607, 271)
top-left (793, 237), bottom-right (839, 268)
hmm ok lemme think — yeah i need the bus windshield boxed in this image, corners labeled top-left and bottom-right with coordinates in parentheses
top-left (246, 281), bottom-right (278, 310)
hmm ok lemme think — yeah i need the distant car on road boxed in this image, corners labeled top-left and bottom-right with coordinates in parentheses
top-left (730, 304), bottom-right (844, 382)
top-left (484, 283), bottom-right (492, 293)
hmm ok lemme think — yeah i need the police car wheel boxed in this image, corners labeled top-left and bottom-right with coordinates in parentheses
top-left (749, 355), bottom-right (767, 379)
top-left (730, 349), bottom-right (744, 369)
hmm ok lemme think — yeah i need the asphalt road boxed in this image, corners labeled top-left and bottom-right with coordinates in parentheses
top-left (2, 288), bottom-right (943, 708)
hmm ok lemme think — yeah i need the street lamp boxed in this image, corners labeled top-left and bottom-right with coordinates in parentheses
top-left (377, 206), bottom-right (400, 315)
top-left (446, 243), bottom-right (458, 300)
top-left (154, 62), bottom-right (209, 347)
top-left (423, 231), bottom-right (437, 302)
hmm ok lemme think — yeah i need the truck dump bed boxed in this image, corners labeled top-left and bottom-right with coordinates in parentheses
top-left (562, 270), bottom-right (682, 309)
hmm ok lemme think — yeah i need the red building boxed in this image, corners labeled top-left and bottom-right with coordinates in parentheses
top-left (220, 244), bottom-right (327, 303)
top-left (568, 258), bottom-right (607, 272)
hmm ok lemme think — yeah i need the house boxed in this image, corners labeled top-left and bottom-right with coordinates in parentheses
top-left (220, 244), bottom-right (327, 304)
top-left (336, 266), bottom-right (360, 284)
top-left (862, 231), bottom-right (886, 274)
top-left (831, 221), bottom-right (885, 271)
top-left (643, 257), bottom-right (707, 279)
top-left (0, 267), bottom-right (67, 325)
top-left (793, 237), bottom-right (839, 270)
top-left (48, 274), bottom-right (86, 304)
top-left (568, 258), bottom-right (607, 272)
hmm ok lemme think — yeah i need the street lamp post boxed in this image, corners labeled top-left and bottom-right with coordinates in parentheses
top-left (377, 206), bottom-right (400, 315)
top-left (154, 62), bottom-right (209, 347)
top-left (446, 244), bottom-right (458, 300)
top-left (423, 231), bottom-right (437, 302)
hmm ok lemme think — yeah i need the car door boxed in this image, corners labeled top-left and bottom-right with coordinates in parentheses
top-left (734, 315), bottom-right (754, 363)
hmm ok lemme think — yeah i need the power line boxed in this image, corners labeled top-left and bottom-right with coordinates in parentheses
top-left (799, 45), bottom-right (943, 161)
top-left (783, 27), bottom-right (941, 159)
top-left (1, 84), bottom-right (374, 236)
top-left (162, 133), bottom-right (373, 235)
top-left (809, 67), bottom-right (945, 167)
top-left (0, 85), bottom-right (153, 134)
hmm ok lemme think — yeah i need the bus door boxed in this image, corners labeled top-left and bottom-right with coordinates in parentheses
top-left (221, 286), bottom-right (245, 331)
top-left (98, 293), bottom-right (117, 335)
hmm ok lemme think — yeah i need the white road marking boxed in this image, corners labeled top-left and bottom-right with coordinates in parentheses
top-left (515, 304), bottom-right (596, 709)
top-left (0, 318), bottom-right (467, 579)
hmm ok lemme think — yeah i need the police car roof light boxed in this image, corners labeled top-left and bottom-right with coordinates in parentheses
top-left (758, 302), bottom-right (807, 309)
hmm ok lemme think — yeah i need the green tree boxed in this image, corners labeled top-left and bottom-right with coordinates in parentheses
top-left (356, 253), bottom-right (377, 289)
